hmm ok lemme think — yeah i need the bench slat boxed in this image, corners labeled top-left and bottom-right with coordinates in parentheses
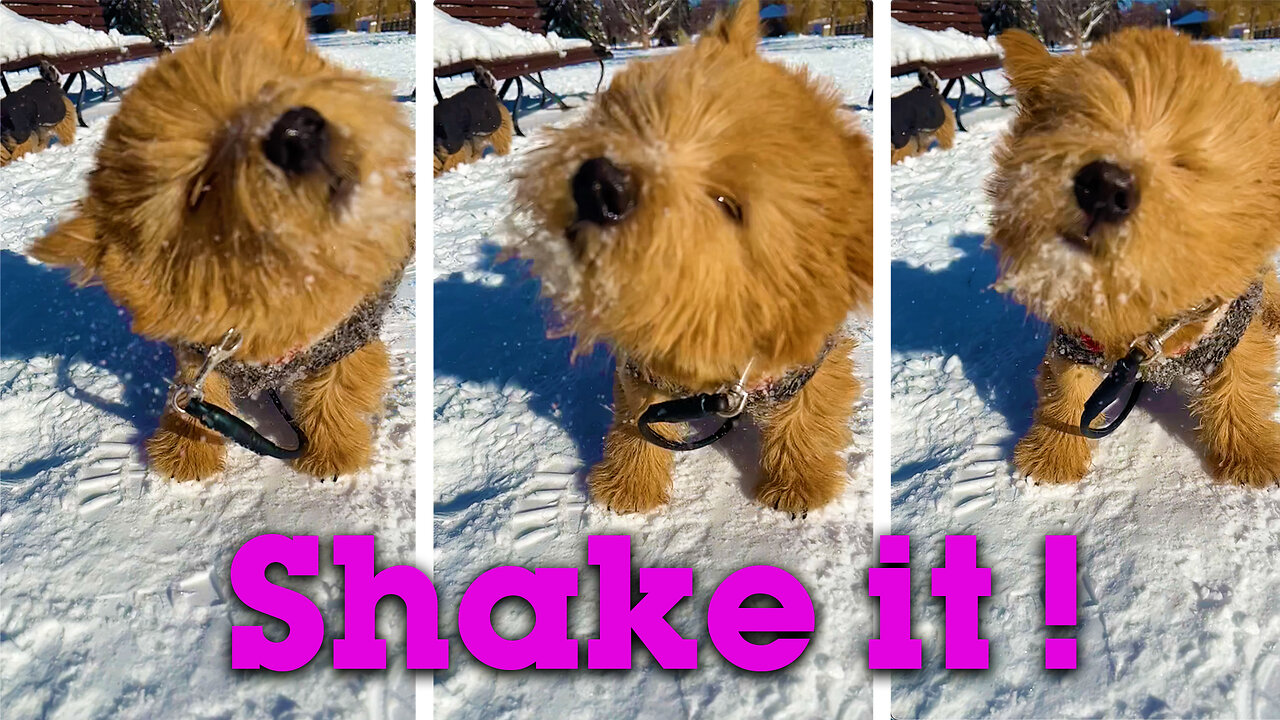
top-left (1, 43), bottom-right (162, 74)
top-left (891, 0), bottom-right (987, 37)
top-left (5, 0), bottom-right (110, 34)
top-left (892, 10), bottom-right (982, 24)
top-left (12, 0), bottom-right (103, 5)
top-left (891, 54), bottom-right (1001, 78)
top-left (437, 0), bottom-right (540, 6)
top-left (435, 46), bottom-right (605, 79)
top-left (444, 16), bottom-right (544, 30)
top-left (437, 6), bottom-right (541, 20)
top-left (892, 0), bottom-right (982, 13)
top-left (901, 20), bottom-right (985, 34)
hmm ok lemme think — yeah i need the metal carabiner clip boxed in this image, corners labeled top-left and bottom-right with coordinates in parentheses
top-left (171, 329), bottom-right (243, 416)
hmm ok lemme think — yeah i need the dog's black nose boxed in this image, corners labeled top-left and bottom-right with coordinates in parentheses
top-left (572, 157), bottom-right (633, 226)
top-left (263, 106), bottom-right (329, 176)
top-left (1073, 160), bottom-right (1138, 227)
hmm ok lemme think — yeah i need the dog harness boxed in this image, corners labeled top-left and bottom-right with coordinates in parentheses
top-left (176, 268), bottom-right (403, 396)
top-left (169, 269), bottom-right (404, 460)
top-left (1052, 280), bottom-right (1264, 438)
top-left (625, 335), bottom-right (840, 451)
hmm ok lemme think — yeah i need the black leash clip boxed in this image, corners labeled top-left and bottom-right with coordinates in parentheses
top-left (171, 329), bottom-right (307, 460)
top-left (635, 361), bottom-right (753, 451)
top-left (1080, 346), bottom-right (1147, 439)
top-left (637, 390), bottom-right (746, 451)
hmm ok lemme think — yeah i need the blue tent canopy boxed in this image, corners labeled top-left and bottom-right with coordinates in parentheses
top-left (1172, 10), bottom-right (1210, 26)
top-left (759, 4), bottom-right (788, 19)
top-left (311, 2), bottom-right (337, 17)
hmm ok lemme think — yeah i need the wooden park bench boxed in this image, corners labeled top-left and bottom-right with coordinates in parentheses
top-left (891, 0), bottom-right (1006, 131)
top-left (1, 0), bottom-right (166, 126)
top-left (433, 0), bottom-right (611, 136)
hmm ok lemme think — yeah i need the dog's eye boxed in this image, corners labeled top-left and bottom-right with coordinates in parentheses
top-left (715, 195), bottom-right (743, 223)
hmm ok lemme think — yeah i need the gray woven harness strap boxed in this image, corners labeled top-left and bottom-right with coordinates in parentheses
top-left (1052, 281), bottom-right (1264, 389)
top-left (623, 334), bottom-right (839, 410)
top-left (178, 269), bottom-right (403, 396)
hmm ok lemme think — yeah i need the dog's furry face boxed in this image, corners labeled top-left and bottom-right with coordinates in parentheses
top-left (514, 0), bottom-right (872, 388)
top-left (989, 29), bottom-right (1280, 348)
top-left (31, 0), bottom-right (413, 363)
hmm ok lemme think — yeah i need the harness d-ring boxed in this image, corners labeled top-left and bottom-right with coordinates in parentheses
top-left (170, 328), bottom-right (308, 459)
top-left (1080, 348), bottom-right (1146, 439)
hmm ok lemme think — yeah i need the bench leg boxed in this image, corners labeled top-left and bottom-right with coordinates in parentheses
top-left (1, 73), bottom-right (10, 95)
top-left (939, 77), bottom-right (967, 133)
top-left (537, 72), bottom-right (549, 109)
top-left (86, 67), bottom-right (122, 103)
top-left (74, 71), bottom-right (89, 128)
top-left (969, 71), bottom-right (1009, 108)
top-left (595, 58), bottom-right (606, 93)
top-left (434, 79), bottom-right (444, 102)
top-left (522, 74), bottom-right (570, 111)
top-left (494, 77), bottom-right (525, 138)
top-left (512, 76), bottom-right (526, 137)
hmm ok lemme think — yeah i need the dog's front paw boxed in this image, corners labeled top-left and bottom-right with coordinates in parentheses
top-left (1211, 428), bottom-right (1280, 487)
top-left (588, 461), bottom-right (670, 514)
top-left (147, 426), bottom-right (225, 481)
top-left (293, 434), bottom-right (372, 479)
top-left (1014, 423), bottom-right (1091, 484)
top-left (756, 460), bottom-right (844, 516)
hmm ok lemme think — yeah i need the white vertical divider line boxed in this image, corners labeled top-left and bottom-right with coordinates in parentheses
top-left (415, 3), bottom-right (434, 719)
top-left (871, 2), bottom-right (892, 718)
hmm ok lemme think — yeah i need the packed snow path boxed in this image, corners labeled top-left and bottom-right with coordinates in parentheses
top-left (890, 40), bottom-right (1280, 719)
top-left (1, 32), bottom-right (417, 720)
top-left (434, 36), bottom-right (875, 720)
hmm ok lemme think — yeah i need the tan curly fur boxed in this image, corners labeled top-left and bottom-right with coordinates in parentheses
top-left (29, 0), bottom-right (414, 481)
top-left (988, 28), bottom-right (1280, 486)
top-left (511, 0), bottom-right (872, 514)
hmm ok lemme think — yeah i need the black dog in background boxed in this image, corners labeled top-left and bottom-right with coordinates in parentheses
top-left (1, 61), bottom-right (77, 167)
top-left (891, 70), bottom-right (955, 164)
top-left (433, 68), bottom-right (513, 176)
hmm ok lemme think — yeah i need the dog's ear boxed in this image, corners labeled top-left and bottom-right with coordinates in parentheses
top-left (219, 0), bottom-right (309, 56)
top-left (705, 0), bottom-right (760, 56)
top-left (999, 29), bottom-right (1055, 94)
top-left (30, 211), bottom-right (102, 285)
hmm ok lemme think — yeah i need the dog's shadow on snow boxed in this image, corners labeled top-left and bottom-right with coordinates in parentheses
top-left (0, 251), bottom-right (172, 478)
top-left (433, 245), bottom-right (614, 481)
top-left (434, 246), bottom-right (822, 507)
top-left (891, 233), bottom-right (1211, 481)
top-left (891, 233), bottom-right (1047, 469)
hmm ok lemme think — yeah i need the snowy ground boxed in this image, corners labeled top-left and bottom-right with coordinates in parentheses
top-left (433, 36), bottom-right (875, 719)
top-left (1, 32), bottom-right (417, 720)
top-left (890, 39), bottom-right (1280, 718)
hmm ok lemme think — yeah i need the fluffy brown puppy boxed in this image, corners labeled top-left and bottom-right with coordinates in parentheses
top-left (30, 0), bottom-right (414, 481)
top-left (512, 0), bottom-right (872, 514)
top-left (989, 28), bottom-right (1280, 486)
